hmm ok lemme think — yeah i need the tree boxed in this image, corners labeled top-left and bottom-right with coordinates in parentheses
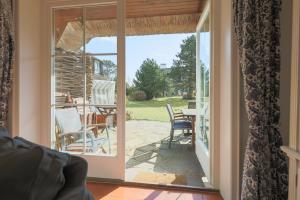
top-left (126, 82), bottom-right (136, 96)
top-left (170, 35), bottom-right (196, 99)
top-left (101, 60), bottom-right (117, 81)
top-left (134, 59), bottom-right (164, 100)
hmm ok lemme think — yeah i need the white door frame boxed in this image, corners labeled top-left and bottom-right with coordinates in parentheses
top-left (14, 0), bottom-right (241, 196)
top-left (40, 0), bottom-right (126, 180)
top-left (195, 2), bottom-right (240, 198)
top-left (281, 0), bottom-right (300, 199)
top-left (195, 1), bottom-right (211, 184)
top-left (211, 0), bottom-right (240, 199)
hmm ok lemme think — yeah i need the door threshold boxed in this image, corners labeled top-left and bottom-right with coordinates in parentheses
top-left (87, 177), bottom-right (219, 194)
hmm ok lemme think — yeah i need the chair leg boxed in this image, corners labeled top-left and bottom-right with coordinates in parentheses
top-left (169, 129), bottom-right (174, 149)
top-left (106, 127), bottom-right (111, 154)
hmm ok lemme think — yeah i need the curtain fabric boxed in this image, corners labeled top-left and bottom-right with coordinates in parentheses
top-left (0, 0), bottom-right (14, 128)
top-left (233, 0), bottom-right (288, 199)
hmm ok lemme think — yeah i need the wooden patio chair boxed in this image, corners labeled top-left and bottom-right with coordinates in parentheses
top-left (74, 97), bottom-right (112, 139)
top-left (55, 107), bottom-right (111, 153)
top-left (166, 104), bottom-right (192, 149)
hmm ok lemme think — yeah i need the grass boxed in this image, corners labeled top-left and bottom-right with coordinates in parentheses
top-left (126, 96), bottom-right (189, 122)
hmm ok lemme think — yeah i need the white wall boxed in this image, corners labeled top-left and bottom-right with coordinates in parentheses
top-left (15, 0), bottom-right (42, 143)
top-left (217, 0), bottom-right (240, 198)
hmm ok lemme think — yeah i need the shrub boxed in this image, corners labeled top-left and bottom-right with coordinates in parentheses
top-left (126, 111), bottom-right (133, 121)
top-left (126, 83), bottom-right (136, 96)
top-left (130, 90), bottom-right (147, 101)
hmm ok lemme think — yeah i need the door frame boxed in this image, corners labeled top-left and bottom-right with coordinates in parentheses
top-left (13, 0), bottom-right (241, 197)
top-left (195, 1), bottom-right (211, 184)
top-left (40, 0), bottom-right (126, 180)
top-left (195, 1), bottom-right (240, 196)
top-left (282, 0), bottom-right (300, 199)
top-left (210, 0), bottom-right (240, 199)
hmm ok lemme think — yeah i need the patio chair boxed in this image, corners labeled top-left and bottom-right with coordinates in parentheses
top-left (55, 107), bottom-right (111, 153)
top-left (166, 104), bottom-right (192, 149)
top-left (168, 104), bottom-right (183, 117)
top-left (199, 103), bottom-right (209, 145)
top-left (74, 97), bottom-right (112, 137)
top-left (96, 106), bottom-right (117, 128)
top-left (188, 101), bottom-right (196, 109)
top-left (90, 80), bottom-right (117, 128)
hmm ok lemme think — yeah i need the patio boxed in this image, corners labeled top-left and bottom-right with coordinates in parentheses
top-left (101, 120), bottom-right (207, 188)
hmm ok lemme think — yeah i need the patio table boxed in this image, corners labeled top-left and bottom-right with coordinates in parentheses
top-left (181, 108), bottom-right (196, 150)
top-left (94, 105), bottom-right (117, 127)
top-left (95, 105), bottom-right (117, 113)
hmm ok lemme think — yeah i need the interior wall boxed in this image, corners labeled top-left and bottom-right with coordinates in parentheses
top-left (239, 0), bottom-right (292, 190)
top-left (16, 0), bottom-right (42, 142)
top-left (217, 0), bottom-right (240, 198)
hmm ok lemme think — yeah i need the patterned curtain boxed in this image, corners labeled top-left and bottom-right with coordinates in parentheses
top-left (0, 0), bottom-right (14, 128)
top-left (233, 0), bottom-right (288, 199)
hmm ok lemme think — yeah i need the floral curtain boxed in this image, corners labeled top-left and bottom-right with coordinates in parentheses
top-left (0, 0), bottom-right (14, 128)
top-left (233, 0), bottom-right (288, 199)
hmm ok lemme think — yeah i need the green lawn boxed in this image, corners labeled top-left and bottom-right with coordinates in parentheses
top-left (126, 96), bottom-right (189, 122)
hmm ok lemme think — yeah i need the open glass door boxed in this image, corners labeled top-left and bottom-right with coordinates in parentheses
top-left (195, 4), bottom-right (211, 184)
top-left (51, 1), bottom-right (126, 180)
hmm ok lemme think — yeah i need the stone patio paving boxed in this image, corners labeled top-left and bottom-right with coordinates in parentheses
top-left (124, 120), bottom-right (207, 188)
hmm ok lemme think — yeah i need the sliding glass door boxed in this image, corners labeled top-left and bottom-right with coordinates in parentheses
top-left (195, 4), bottom-right (211, 183)
top-left (51, 0), bottom-right (125, 179)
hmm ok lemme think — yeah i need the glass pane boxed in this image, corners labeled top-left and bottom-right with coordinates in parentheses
top-left (85, 5), bottom-right (117, 54)
top-left (85, 105), bottom-right (117, 155)
top-left (54, 56), bottom-right (84, 104)
top-left (86, 55), bottom-right (118, 155)
top-left (52, 5), bottom-right (119, 157)
top-left (198, 14), bottom-right (210, 150)
top-left (54, 8), bottom-right (83, 55)
top-left (54, 106), bottom-right (85, 153)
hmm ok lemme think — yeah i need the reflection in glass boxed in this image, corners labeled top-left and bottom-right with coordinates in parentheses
top-left (88, 56), bottom-right (117, 155)
top-left (198, 14), bottom-right (210, 149)
top-left (54, 106), bottom-right (110, 154)
top-left (54, 8), bottom-right (83, 54)
top-left (54, 55), bottom-right (84, 104)
top-left (52, 6), bottom-right (118, 156)
top-left (85, 37), bottom-right (117, 54)
top-left (85, 5), bottom-right (117, 54)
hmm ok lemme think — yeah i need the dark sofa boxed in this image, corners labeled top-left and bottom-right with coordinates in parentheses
top-left (0, 128), bottom-right (94, 200)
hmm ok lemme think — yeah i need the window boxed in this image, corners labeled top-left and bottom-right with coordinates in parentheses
top-left (197, 14), bottom-right (210, 150)
top-left (51, 5), bottom-right (118, 156)
top-left (94, 60), bottom-right (103, 75)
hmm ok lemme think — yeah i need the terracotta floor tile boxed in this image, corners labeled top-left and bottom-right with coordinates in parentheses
top-left (87, 183), bottom-right (222, 200)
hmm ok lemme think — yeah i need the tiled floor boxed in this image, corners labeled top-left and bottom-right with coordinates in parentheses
top-left (87, 183), bottom-right (223, 200)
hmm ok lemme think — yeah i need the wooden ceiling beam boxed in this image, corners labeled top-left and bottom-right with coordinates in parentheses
top-left (54, 0), bottom-right (205, 42)
top-left (54, 0), bottom-right (203, 22)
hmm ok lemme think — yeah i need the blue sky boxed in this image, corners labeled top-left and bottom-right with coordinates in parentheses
top-left (85, 33), bottom-right (196, 84)
top-left (199, 32), bottom-right (210, 70)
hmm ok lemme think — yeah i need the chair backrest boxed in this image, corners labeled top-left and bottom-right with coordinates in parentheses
top-left (188, 101), bottom-right (196, 109)
top-left (166, 104), bottom-right (175, 122)
top-left (55, 107), bottom-right (82, 134)
top-left (91, 80), bottom-right (116, 105)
